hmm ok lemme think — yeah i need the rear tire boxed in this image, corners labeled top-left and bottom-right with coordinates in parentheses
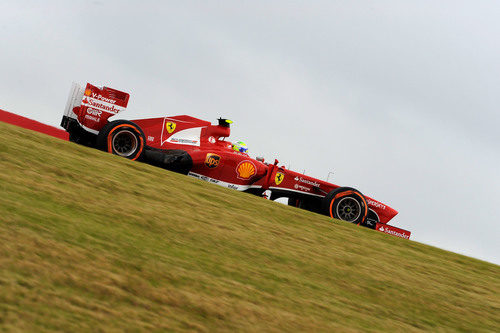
top-left (96, 120), bottom-right (145, 161)
top-left (322, 187), bottom-right (368, 225)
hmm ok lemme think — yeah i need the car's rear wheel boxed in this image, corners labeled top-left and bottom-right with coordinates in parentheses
top-left (112, 129), bottom-right (138, 157)
top-left (97, 120), bottom-right (145, 161)
top-left (322, 187), bottom-right (368, 225)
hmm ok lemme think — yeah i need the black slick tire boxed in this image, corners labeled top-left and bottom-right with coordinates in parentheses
top-left (96, 120), bottom-right (145, 161)
top-left (322, 187), bottom-right (368, 225)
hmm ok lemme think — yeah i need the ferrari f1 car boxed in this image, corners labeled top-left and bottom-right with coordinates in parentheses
top-left (61, 83), bottom-right (411, 239)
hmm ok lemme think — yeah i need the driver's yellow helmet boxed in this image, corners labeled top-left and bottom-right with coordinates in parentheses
top-left (232, 141), bottom-right (248, 153)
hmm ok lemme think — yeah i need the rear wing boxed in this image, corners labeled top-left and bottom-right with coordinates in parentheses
top-left (63, 82), bottom-right (130, 133)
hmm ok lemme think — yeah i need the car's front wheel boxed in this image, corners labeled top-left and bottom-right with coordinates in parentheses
top-left (322, 187), bottom-right (368, 225)
top-left (96, 120), bottom-right (145, 161)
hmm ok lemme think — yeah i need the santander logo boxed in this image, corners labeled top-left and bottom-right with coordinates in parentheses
top-left (378, 226), bottom-right (410, 239)
top-left (82, 94), bottom-right (123, 114)
top-left (86, 99), bottom-right (121, 114)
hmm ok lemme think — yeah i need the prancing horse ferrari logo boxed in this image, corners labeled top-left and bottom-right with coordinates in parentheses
top-left (166, 122), bottom-right (176, 134)
top-left (275, 172), bottom-right (285, 185)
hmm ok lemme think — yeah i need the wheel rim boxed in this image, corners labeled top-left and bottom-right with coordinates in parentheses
top-left (336, 196), bottom-right (361, 222)
top-left (112, 130), bottom-right (138, 157)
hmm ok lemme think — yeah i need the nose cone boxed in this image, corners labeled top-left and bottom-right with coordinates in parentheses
top-left (385, 206), bottom-right (398, 221)
top-left (366, 197), bottom-right (398, 224)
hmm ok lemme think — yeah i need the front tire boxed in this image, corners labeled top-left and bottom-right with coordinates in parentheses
top-left (96, 120), bottom-right (145, 161)
top-left (322, 187), bottom-right (368, 225)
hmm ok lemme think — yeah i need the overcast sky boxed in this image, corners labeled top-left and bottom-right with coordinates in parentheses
top-left (1, 0), bottom-right (499, 264)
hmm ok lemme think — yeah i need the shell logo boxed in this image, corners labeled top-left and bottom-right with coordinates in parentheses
top-left (236, 161), bottom-right (256, 179)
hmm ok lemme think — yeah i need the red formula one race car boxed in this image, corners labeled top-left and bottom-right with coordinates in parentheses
top-left (61, 82), bottom-right (411, 239)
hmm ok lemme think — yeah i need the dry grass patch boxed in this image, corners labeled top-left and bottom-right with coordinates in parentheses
top-left (0, 122), bottom-right (499, 332)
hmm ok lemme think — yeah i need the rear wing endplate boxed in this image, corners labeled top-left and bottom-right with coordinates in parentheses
top-left (63, 82), bottom-right (130, 133)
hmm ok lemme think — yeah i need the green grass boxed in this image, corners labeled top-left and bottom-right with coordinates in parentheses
top-left (0, 121), bottom-right (499, 332)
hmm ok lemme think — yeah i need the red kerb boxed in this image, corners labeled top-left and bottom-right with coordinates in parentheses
top-left (0, 109), bottom-right (69, 140)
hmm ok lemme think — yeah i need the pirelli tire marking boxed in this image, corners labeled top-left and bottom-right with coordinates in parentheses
top-left (102, 122), bottom-right (145, 161)
top-left (326, 189), bottom-right (368, 225)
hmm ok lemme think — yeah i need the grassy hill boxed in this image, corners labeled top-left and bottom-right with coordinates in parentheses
top-left (0, 121), bottom-right (498, 332)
